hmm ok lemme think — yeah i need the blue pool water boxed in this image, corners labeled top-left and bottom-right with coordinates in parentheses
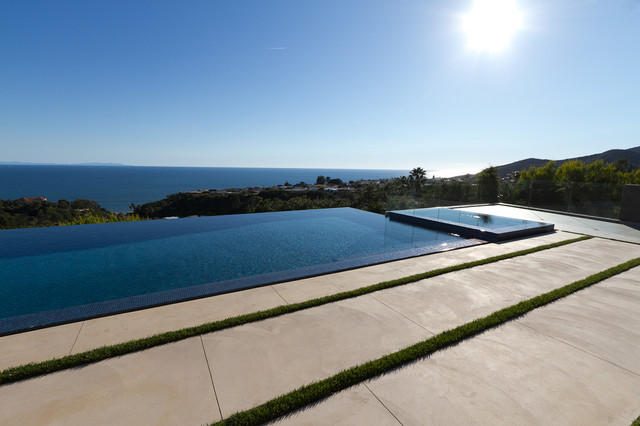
top-left (386, 208), bottom-right (554, 242)
top-left (0, 208), bottom-right (479, 333)
top-left (391, 208), bottom-right (543, 229)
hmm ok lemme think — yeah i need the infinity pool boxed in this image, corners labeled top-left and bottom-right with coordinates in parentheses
top-left (0, 208), bottom-right (480, 334)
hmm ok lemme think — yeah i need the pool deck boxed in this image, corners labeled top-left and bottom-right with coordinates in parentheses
top-left (1, 205), bottom-right (639, 425)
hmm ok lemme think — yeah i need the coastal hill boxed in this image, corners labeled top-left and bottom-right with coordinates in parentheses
top-left (495, 146), bottom-right (640, 177)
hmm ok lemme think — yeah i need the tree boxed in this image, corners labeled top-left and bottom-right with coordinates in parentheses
top-left (409, 167), bottom-right (426, 181)
top-left (615, 158), bottom-right (632, 173)
top-left (520, 161), bottom-right (557, 181)
top-left (408, 167), bottom-right (427, 194)
top-left (556, 160), bottom-right (586, 183)
top-left (477, 166), bottom-right (499, 203)
top-left (315, 176), bottom-right (326, 185)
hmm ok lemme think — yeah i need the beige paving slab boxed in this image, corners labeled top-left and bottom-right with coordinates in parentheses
top-left (0, 322), bottom-right (82, 371)
top-left (71, 285), bottom-right (286, 353)
top-left (372, 323), bottom-right (640, 425)
top-left (518, 268), bottom-right (640, 375)
top-left (282, 318), bottom-right (640, 425)
top-left (271, 261), bottom-right (409, 304)
top-left (0, 337), bottom-right (220, 426)
top-left (272, 231), bottom-right (575, 304)
top-left (382, 230), bottom-right (574, 276)
top-left (597, 269), bottom-right (640, 299)
top-left (270, 383), bottom-right (401, 426)
top-left (202, 295), bottom-right (432, 418)
top-left (371, 238), bottom-right (640, 333)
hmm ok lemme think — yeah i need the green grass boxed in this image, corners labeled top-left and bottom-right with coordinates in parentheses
top-left (0, 235), bottom-right (590, 386)
top-left (215, 256), bottom-right (640, 425)
top-left (632, 415), bottom-right (640, 426)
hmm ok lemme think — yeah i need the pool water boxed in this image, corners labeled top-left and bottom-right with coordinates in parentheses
top-left (0, 208), bottom-right (480, 333)
top-left (386, 208), bottom-right (554, 242)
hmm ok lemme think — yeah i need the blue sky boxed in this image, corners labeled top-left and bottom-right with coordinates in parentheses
top-left (1, 0), bottom-right (639, 176)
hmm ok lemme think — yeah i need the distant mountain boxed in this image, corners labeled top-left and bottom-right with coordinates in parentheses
top-left (496, 146), bottom-right (640, 176)
top-left (0, 162), bottom-right (127, 166)
top-left (72, 163), bottom-right (127, 166)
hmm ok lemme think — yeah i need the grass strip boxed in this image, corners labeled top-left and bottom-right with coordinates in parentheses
top-left (215, 256), bottom-right (640, 425)
top-left (0, 235), bottom-right (590, 386)
top-left (632, 415), bottom-right (640, 426)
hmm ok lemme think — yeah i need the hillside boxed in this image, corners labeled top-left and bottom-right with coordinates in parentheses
top-left (496, 146), bottom-right (640, 176)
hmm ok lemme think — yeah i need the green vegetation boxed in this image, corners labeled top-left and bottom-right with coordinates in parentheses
top-left (0, 236), bottom-right (589, 386)
top-left (501, 159), bottom-right (640, 217)
top-left (0, 197), bottom-right (145, 230)
top-left (0, 198), bottom-right (118, 230)
top-left (216, 256), bottom-right (640, 426)
top-left (477, 166), bottom-right (499, 202)
top-left (632, 415), bottom-right (640, 426)
top-left (60, 213), bottom-right (145, 226)
top-left (133, 188), bottom-right (354, 217)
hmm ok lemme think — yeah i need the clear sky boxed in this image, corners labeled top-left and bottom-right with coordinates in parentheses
top-left (1, 0), bottom-right (639, 176)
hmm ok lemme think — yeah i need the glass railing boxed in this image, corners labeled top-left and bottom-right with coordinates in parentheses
top-left (499, 180), bottom-right (624, 219)
top-left (384, 180), bottom-right (626, 220)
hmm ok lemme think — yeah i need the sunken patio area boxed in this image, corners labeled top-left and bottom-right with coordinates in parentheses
top-left (1, 204), bottom-right (639, 425)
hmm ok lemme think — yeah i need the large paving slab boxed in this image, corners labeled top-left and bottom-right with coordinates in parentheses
top-left (0, 322), bottom-right (82, 371)
top-left (0, 285), bottom-right (287, 371)
top-left (365, 324), bottom-right (640, 425)
top-left (0, 337), bottom-right (220, 426)
top-left (272, 268), bottom-right (640, 426)
top-left (202, 295), bottom-right (432, 418)
top-left (273, 383), bottom-right (402, 426)
top-left (375, 230), bottom-right (573, 277)
top-left (518, 267), bottom-right (640, 375)
top-left (0, 231), bottom-right (575, 370)
top-left (371, 237), bottom-right (640, 333)
top-left (71, 285), bottom-right (288, 353)
top-left (271, 231), bottom-right (574, 303)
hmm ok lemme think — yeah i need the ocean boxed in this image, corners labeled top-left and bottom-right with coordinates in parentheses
top-left (0, 165), bottom-right (408, 212)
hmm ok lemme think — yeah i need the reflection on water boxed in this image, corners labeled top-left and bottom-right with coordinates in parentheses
top-left (474, 214), bottom-right (493, 226)
top-left (383, 217), bottom-right (445, 248)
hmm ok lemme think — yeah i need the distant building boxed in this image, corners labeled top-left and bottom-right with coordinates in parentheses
top-left (20, 197), bottom-right (47, 202)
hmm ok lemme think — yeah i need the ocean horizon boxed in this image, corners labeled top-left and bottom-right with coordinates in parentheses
top-left (0, 165), bottom-right (409, 212)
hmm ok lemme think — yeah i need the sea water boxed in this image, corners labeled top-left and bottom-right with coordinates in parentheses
top-left (0, 165), bottom-right (407, 212)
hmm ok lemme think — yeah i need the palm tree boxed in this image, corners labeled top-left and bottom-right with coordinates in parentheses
top-left (409, 167), bottom-right (427, 193)
top-left (409, 167), bottom-right (426, 181)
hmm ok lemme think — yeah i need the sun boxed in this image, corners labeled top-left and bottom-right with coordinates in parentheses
top-left (463, 0), bottom-right (522, 52)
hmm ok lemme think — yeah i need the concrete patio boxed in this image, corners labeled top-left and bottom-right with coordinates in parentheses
top-left (0, 205), bottom-right (638, 425)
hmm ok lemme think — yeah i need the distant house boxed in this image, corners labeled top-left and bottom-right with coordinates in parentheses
top-left (20, 197), bottom-right (47, 202)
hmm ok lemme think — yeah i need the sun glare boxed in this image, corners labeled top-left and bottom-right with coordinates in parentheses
top-left (463, 0), bottom-right (522, 52)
